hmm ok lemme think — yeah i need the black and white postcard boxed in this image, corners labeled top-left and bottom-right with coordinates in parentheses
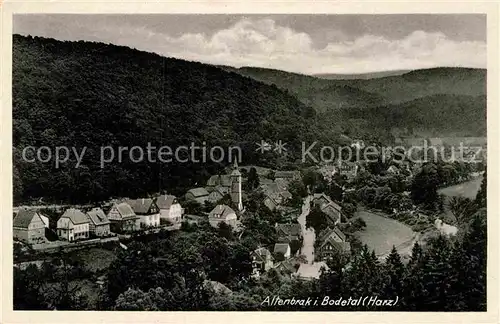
top-left (1, 1), bottom-right (498, 324)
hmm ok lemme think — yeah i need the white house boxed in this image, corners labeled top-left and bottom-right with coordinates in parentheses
top-left (13, 209), bottom-right (47, 244)
top-left (126, 198), bottom-right (160, 228)
top-left (156, 194), bottom-right (183, 225)
top-left (57, 208), bottom-right (90, 242)
top-left (208, 204), bottom-right (237, 228)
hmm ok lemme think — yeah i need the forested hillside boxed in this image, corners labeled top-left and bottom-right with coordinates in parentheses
top-left (226, 66), bottom-right (487, 138)
top-left (12, 35), bottom-right (322, 203)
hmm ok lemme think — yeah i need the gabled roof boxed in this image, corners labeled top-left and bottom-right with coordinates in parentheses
top-left (317, 226), bottom-right (346, 245)
top-left (275, 223), bottom-right (302, 237)
top-left (86, 207), bottom-right (110, 226)
top-left (13, 209), bottom-right (40, 228)
top-left (320, 204), bottom-right (342, 224)
top-left (321, 239), bottom-right (351, 254)
top-left (208, 204), bottom-right (236, 219)
top-left (156, 194), bottom-right (177, 209)
top-left (274, 243), bottom-right (290, 255)
top-left (333, 227), bottom-right (346, 241)
top-left (252, 247), bottom-right (274, 262)
top-left (317, 227), bottom-right (334, 243)
top-left (112, 202), bottom-right (137, 219)
top-left (60, 208), bottom-right (89, 225)
top-left (186, 187), bottom-right (209, 198)
top-left (213, 185), bottom-right (229, 195)
top-left (126, 198), bottom-right (157, 215)
top-left (312, 193), bottom-right (334, 206)
top-left (274, 259), bottom-right (298, 274)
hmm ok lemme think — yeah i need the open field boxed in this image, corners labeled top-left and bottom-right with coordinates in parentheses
top-left (353, 210), bottom-right (416, 260)
top-left (438, 175), bottom-right (483, 199)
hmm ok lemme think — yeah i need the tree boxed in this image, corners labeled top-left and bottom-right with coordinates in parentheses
top-left (288, 178), bottom-right (307, 208)
top-left (411, 164), bottom-right (440, 211)
top-left (449, 196), bottom-right (477, 225)
top-left (306, 205), bottom-right (329, 234)
top-left (475, 170), bottom-right (487, 209)
top-left (183, 200), bottom-right (203, 215)
top-left (13, 265), bottom-right (48, 310)
top-left (301, 169), bottom-right (325, 193)
top-left (246, 167), bottom-right (260, 190)
top-left (417, 235), bottom-right (456, 311)
top-left (383, 246), bottom-right (405, 302)
top-left (342, 245), bottom-right (384, 300)
top-left (450, 208), bottom-right (487, 310)
top-left (114, 287), bottom-right (161, 311)
top-left (217, 222), bottom-right (234, 240)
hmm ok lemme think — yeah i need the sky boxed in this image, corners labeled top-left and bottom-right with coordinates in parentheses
top-left (13, 14), bottom-right (486, 74)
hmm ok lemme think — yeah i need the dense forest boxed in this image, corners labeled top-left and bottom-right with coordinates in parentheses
top-left (226, 66), bottom-right (486, 138)
top-left (13, 35), bottom-right (326, 203)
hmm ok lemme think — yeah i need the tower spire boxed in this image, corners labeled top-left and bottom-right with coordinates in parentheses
top-left (230, 159), bottom-right (243, 211)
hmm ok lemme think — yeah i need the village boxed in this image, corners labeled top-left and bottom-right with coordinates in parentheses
top-left (13, 149), bottom-right (372, 281)
top-left (13, 136), bottom-right (486, 282)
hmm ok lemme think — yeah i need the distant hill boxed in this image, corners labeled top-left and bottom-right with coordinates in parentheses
top-left (226, 66), bottom-right (486, 108)
top-left (338, 94), bottom-right (487, 138)
top-left (12, 35), bottom-right (322, 203)
top-left (225, 65), bottom-right (486, 138)
top-left (313, 70), bottom-right (411, 80)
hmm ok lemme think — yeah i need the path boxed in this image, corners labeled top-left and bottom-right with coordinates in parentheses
top-left (297, 196), bottom-right (314, 264)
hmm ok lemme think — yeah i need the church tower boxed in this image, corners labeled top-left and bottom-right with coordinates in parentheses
top-left (230, 160), bottom-right (244, 211)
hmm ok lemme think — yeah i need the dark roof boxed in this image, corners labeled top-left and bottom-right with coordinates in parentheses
top-left (186, 187), bottom-right (209, 198)
top-left (322, 240), bottom-right (351, 254)
top-left (126, 198), bottom-right (156, 214)
top-left (61, 208), bottom-right (89, 225)
top-left (318, 226), bottom-right (346, 245)
top-left (320, 204), bottom-right (342, 224)
top-left (213, 185), bottom-right (229, 195)
top-left (276, 223), bottom-right (302, 237)
top-left (317, 227), bottom-right (334, 243)
top-left (113, 202), bottom-right (136, 219)
top-left (274, 243), bottom-right (290, 255)
top-left (274, 259), bottom-right (298, 274)
top-left (312, 193), bottom-right (334, 207)
top-left (333, 227), bottom-right (346, 242)
top-left (156, 194), bottom-right (177, 209)
top-left (86, 207), bottom-right (110, 226)
top-left (13, 209), bottom-right (39, 228)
